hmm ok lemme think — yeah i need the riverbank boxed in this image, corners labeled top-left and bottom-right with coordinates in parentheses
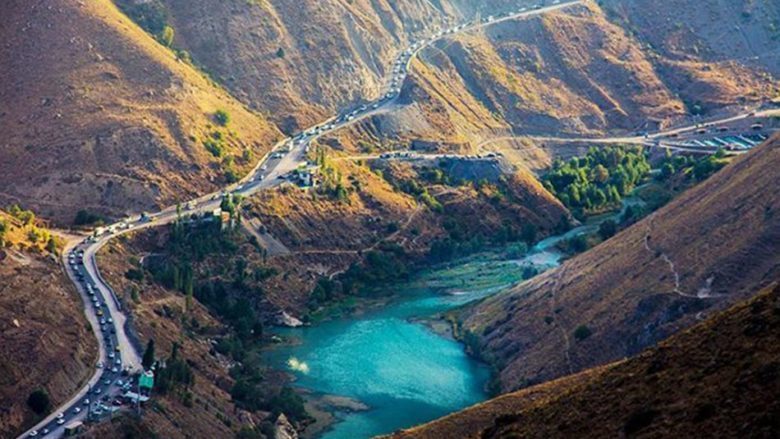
top-left (265, 191), bottom-right (650, 438)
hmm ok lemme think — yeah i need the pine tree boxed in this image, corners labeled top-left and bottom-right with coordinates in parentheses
top-left (142, 339), bottom-right (156, 371)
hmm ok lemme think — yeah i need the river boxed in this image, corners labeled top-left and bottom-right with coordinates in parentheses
top-left (265, 198), bottom-right (642, 438)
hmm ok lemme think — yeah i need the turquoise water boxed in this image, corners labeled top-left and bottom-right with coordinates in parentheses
top-left (266, 198), bottom-right (642, 438)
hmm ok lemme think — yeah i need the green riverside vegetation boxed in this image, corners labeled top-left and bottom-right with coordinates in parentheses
top-left (542, 146), bottom-right (650, 219)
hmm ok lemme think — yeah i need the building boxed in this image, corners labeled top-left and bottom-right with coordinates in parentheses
top-left (139, 370), bottom-right (154, 393)
top-left (64, 421), bottom-right (83, 437)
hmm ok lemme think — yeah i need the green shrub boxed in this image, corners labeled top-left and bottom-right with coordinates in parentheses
top-left (204, 138), bottom-right (224, 157)
top-left (27, 389), bottom-right (50, 415)
top-left (214, 109), bottom-right (231, 127)
top-left (74, 209), bottom-right (105, 226)
top-left (159, 25), bottom-right (175, 47)
top-left (574, 325), bottom-right (592, 341)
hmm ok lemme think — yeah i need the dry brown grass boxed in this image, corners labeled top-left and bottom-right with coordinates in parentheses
top-left (0, 0), bottom-right (280, 223)
top-left (461, 134), bottom-right (780, 393)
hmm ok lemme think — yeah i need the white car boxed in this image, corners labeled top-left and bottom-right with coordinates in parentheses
top-left (28, 431), bottom-right (38, 437)
top-left (73, 407), bottom-right (81, 414)
top-left (83, 398), bottom-right (90, 406)
top-left (56, 419), bottom-right (65, 425)
top-left (56, 413), bottom-right (64, 419)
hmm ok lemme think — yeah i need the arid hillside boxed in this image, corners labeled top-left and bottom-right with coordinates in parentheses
top-left (603, 0), bottom-right (780, 77)
top-left (457, 134), bottom-right (780, 392)
top-left (334, 1), bottom-right (777, 156)
top-left (600, 0), bottom-right (780, 116)
top-left (120, 0), bottom-right (534, 132)
top-left (391, 283), bottom-right (780, 439)
top-left (0, 0), bottom-right (280, 224)
top-left (0, 212), bottom-right (96, 437)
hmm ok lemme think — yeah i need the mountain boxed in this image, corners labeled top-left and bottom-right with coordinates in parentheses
top-left (453, 134), bottom-right (780, 393)
top-left (0, 0), bottom-right (280, 224)
top-left (0, 211), bottom-right (96, 437)
top-left (329, 0), bottom-right (777, 156)
top-left (390, 282), bottom-right (780, 439)
top-left (120, 0), bottom-right (530, 132)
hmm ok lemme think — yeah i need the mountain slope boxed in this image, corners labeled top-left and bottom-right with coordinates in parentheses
top-left (0, 212), bottom-right (96, 437)
top-left (391, 282), bottom-right (780, 439)
top-left (457, 134), bottom-right (780, 392)
top-left (333, 1), bottom-right (777, 156)
top-left (0, 0), bottom-right (280, 223)
top-left (138, 0), bottom-right (467, 131)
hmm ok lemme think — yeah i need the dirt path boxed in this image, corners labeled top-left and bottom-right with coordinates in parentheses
top-left (642, 216), bottom-right (711, 299)
top-left (547, 263), bottom-right (574, 375)
top-left (241, 217), bottom-right (291, 256)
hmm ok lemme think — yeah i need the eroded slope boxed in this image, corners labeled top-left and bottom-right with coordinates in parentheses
top-left (459, 134), bottom-right (780, 392)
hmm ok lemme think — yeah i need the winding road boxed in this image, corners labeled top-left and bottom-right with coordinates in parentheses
top-left (18, 0), bottom-right (776, 436)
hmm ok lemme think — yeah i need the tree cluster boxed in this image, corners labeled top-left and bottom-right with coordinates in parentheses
top-left (543, 146), bottom-right (650, 217)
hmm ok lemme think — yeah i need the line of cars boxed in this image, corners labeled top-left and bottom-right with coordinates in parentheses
top-left (26, 248), bottom-right (130, 437)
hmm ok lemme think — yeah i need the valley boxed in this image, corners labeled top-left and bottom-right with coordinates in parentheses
top-left (2, 0), bottom-right (779, 438)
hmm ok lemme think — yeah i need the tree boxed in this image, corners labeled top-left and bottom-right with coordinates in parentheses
top-left (27, 389), bottom-right (50, 415)
top-left (46, 237), bottom-right (57, 254)
top-left (214, 109), bottom-right (230, 127)
top-left (598, 219), bottom-right (618, 240)
top-left (74, 209), bottom-right (104, 226)
top-left (574, 325), bottom-right (592, 341)
top-left (142, 339), bottom-right (156, 370)
top-left (160, 25), bottom-right (175, 47)
top-left (276, 47), bottom-right (285, 58)
top-left (0, 219), bottom-right (7, 246)
top-left (592, 164), bottom-right (609, 183)
top-left (660, 163), bottom-right (675, 180)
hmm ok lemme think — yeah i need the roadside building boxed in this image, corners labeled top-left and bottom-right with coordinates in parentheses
top-left (139, 370), bottom-right (154, 394)
top-left (64, 421), bottom-right (83, 436)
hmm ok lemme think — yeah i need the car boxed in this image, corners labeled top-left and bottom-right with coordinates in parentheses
top-left (93, 387), bottom-right (101, 395)
top-left (28, 431), bottom-right (38, 437)
top-left (56, 413), bottom-right (64, 419)
top-left (111, 367), bottom-right (118, 373)
top-left (73, 407), bottom-right (81, 414)
top-left (56, 419), bottom-right (65, 426)
top-left (115, 346), bottom-right (120, 352)
top-left (117, 379), bottom-right (124, 386)
top-left (96, 362), bottom-right (103, 368)
top-left (108, 352), bottom-right (115, 359)
top-left (108, 317), bottom-right (113, 324)
top-left (115, 358), bottom-right (122, 365)
top-left (104, 379), bottom-right (111, 386)
top-left (83, 398), bottom-right (90, 406)
top-left (41, 429), bottom-right (49, 436)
